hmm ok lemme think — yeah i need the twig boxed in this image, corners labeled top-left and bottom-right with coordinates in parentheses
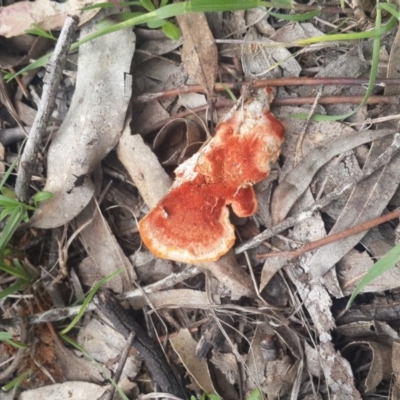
top-left (257, 209), bottom-right (400, 259)
top-left (105, 331), bottom-right (135, 400)
top-left (132, 78), bottom-right (400, 104)
top-left (235, 133), bottom-right (400, 254)
top-left (0, 267), bottom-right (201, 328)
top-left (141, 95), bottom-right (395, 137)
top-left (15, 16), bottom-right (79, 203)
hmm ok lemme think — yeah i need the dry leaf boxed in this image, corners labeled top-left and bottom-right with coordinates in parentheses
top-left (117, 129), bottom-right (172, 210)
top-left (31, 15), bottom-right (135, 228)
top-left (0, 35), bottom-right (51, 69)
top-left (308, 135), bottom-right (400, 280)
top-left (75, 199), bottom-right (135, 293)
top-left (271, 128), bottom-right (396, 224)
top-left (177, 12), bottom-right (218, 95)
top-left (18, 382), bottom-right (109, 400)
top-left (54, 339), bottom-right (104, 383)
top-left (0, 0), bottom-right (103, 38)
top-left (342, 341), bottom-right (392, 393)
top-left (153, 118), bottom-right (206, 167)
top-left (170, 328), bottom-right (216, 394)
top-left (77, 319), bottom-right (141, 379)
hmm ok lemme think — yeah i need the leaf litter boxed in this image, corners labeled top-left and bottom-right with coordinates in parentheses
top-left (2, 2), bottom-right (400, 399)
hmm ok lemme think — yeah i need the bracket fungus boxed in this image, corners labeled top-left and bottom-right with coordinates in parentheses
top-left (139, 88), bottom-right (285, 264)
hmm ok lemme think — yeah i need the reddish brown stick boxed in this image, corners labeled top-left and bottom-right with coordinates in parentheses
top-left (257, 209), bottom-right (400, 260)
top-left (133, 77), bottom-right (400, 104)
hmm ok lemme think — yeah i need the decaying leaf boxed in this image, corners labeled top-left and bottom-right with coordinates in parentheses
top-left (153, 118), bottom-right (206, 167)
top-left (31, 14), bottom-right (135, 229)
top-left (176, 12), bottom-right (218, 96)
top-left (77, 318), bottom-right (141, 380)
top-left (0, 0), bottom-right (103, 38)
top-left (392, 342), bottom-right (400, 398)
top-left (342, 341), bottom-right (392, 393)
top-left (18, 382), bottom-right (109, 400)
top-left (117, 122), bottom-right (172, 210)
top-left (54, 339), bottom-right (104, 384)
top-left (75, 199), bottom-right (135, 293)
top-left (308, 135), bottom-right (400, 280)
top-left (170, 328), bottom-right (216, 394)
top-left (0, 35), bottom-right (51, 69)
top-left (139, 88), bottom-right (285, 263)
top-left (271, 128), bottom-right (396, 224)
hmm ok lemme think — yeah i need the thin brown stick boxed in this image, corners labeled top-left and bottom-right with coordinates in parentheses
top-left (141, 95), bottom-right (395, 136)
top-left (257, 209), bottom-right (400, 260)
top-left (105, 332), bottom-right (135, 400)
top-left (132, 78), bottom-right (400, 104)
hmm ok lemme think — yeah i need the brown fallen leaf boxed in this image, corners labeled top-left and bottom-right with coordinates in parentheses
top-left (0, 0), bottom-right (103, 38)
top-left (342, 341), bottom-right (392, 394)
top-left (170, 328), bottom-right (217, 395)
top-left (176, 12), bottom-right (218, 96)
top-left (18, 382), bottom-right (109, 400)
top-left (75, 199), bottom-right (136, 293)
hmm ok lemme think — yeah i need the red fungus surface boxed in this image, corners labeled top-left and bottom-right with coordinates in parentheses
top-left (139, 89), bottom-right (285, 263)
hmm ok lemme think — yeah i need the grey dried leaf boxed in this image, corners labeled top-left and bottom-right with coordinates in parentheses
top-left (308, 135), bottom-right (400, 280)
top-left (31, 15), bottom-right (135, 228)
top-left (19, 382), bottom-right (109, 400)
top-left (75, 199), bottom-right (135, 293)
top-left (271, 129), bottom-right (396, 225)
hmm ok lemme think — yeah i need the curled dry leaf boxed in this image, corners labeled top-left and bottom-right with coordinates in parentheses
top-left (153, 118), bottom-right (206, 167)
top-left (31, 18), bottom-right (135, 228)
top-left (0, 0), bottom-right (104, 38)
top-left (342, 341), bottom-right (392, 393)
top-left (139, 88), bottom-right (285, 264)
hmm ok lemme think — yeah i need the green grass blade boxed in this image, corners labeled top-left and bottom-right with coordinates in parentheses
top-left (32, 191), bottom-right (53, 207)
top-left (0, 332), bottom-right (12, 341)
top-left (139, 0), bottom-right (156, 12)
top-left (25, 23), bottom-right (57, 40)
top-left (379, 3), bottom-right (399, 19)
top-left (295, 15), bottom-right (397, 45)
top-left (0, 260), bottom-right (31, 280)
top-left (60, 270), bottom-right (122, 335)
top-left (347, 242), bottom-right (400, 309)
top-left (0, 280), bottom-right (27, 300)
top-left (289, 7), bottom-right (388, 122)
top-left (81, 1), bottom-right (143, 10)
top-left (0, 206), bottom-right (27, 254)
top-left (2, 369), bottom-right (32, 392)
top-left (5, 339), bottom-right (29, 350)
top-left (0, 158), bottom-right (19, 190)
